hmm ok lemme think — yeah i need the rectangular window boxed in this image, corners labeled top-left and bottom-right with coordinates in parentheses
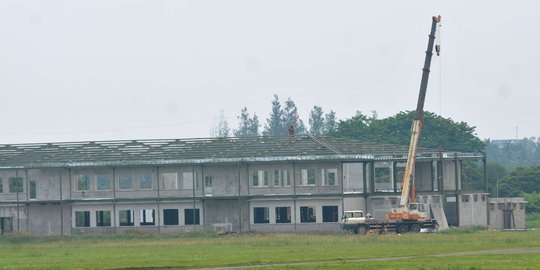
top-left (96, 175), bottom-right (111, 191)
top-left (119, 210), bottom-right (134, 226)
top-left (322, 206), bottom-right (339, 222)
top-left (161, 173), bottom-right (178, 190)
top-left (462, 195), bottom-right (470, 203)
top-left (252, 170), bottom-right (268, 187)
top-left (96, 210), bottom-right (111, 227)
top-left (374, 165), bottom-right (392, 192)
top-left (253, 207), bottom-right (269, 224)
top-left (498, 203), bottom-right (503, 210)
top-left (275, 207), bottom-right (291, 223)
top-left (75, 211), bottom-right (90, 227)
top-left (473, 195), bottom-right (478, 202)
top-left (489, 203), bottom-right (495, 211)
top-left (9, 177), bottom-right (23, 193)
top-left (300, 169), bottom-right (316, 186)
top-left (119, 174), bottom-right (132, 190)
top-left (77, 175), bottom-right (90, 191)
top-left (184, 209), bottom-right (200, 225)
top-left (322, 169), bottom-right (337, 186)
top-left (29, 181), bottom-right (36, 199)
top-left (300, 206), bottom-right (316, 223)
top-left (140, 173), bottom-right (153, 189)
top-left (273, 170), bottom-right (290, 186)
top-left (204, 176), bottom-right (212, 188)
top-left (163, 209), bottom-right (179, 225)
top-left (140, 209), bottom-right (155, 226)
top-left (0, 177), bottom-right (3, 193)
top-left (520, 203), bottom-right (524, 210)
top-left (182, 172), bottom-right (194, 189)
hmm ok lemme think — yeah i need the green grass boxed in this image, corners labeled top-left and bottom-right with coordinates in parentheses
top-left (0, 230), bottom-right (539, 269)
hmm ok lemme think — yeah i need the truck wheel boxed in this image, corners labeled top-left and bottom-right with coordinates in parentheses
top-left (397, 224), bottom-right (409, 234)
top-left (356, 226), bottom-right (368, 235)
top-left (410, 224), bottom-right (421, 233)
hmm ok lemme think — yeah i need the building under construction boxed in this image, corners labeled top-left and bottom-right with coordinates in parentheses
top-left (0, 136), bottom-right (523, 236)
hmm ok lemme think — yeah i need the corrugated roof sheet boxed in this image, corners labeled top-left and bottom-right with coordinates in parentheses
top-left (0, 136), bottom-right (480, 168)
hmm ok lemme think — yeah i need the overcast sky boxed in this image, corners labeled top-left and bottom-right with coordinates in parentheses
top-left (1, 0), bottom-right (539, 144)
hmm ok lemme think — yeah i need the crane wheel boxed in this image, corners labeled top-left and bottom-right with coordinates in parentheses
top-left (410, 224), bottom-right (421, 233)
top-left (356, 226), bottom-right (368, 235)
top-left (396, 224), bottom-right (409, 234)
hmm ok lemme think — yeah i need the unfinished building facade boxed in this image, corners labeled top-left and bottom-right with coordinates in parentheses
top-left (0, 136), bottom-right (488, 236)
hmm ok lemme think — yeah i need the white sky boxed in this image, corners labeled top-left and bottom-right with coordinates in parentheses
top-left (1, 0), bottom-right (539, 144)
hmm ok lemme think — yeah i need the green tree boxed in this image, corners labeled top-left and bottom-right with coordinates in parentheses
top-left (331, 111), bottom-right (485, 153)
top-left (309, 106), bottom-right (325, 135)
top-left (264, 95), bottom-right (287, 136)
top-left (282, 98), bottom-right (306, 135)
top-left (235, 107), bottom-right (260, 137)
top-left (498, 166), bottom-right (540, 197)
top-left (324, 110), bottom-right (336, 134)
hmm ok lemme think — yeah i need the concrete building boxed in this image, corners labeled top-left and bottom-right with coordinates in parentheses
top-left (488, 197), bottom-right (527, 229)
top-left (0, 136), bottom-right (491, 236)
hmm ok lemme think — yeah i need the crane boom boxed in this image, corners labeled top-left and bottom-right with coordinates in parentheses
top-left (399, 15), bottom-right (441, 208)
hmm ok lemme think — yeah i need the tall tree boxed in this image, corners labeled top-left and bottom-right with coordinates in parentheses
top-left (249, 114), bottom-right (260, 136)
top-left (264, 95), bottom-right (286, 136)
top-left (324, 110), bottom-right (337, 134)
top-left (282, 98), bottom-right (306, 135)
top-left (235, 107), bottom-right (259, 137)
top-left (309, 106), bottom-right (325, 135)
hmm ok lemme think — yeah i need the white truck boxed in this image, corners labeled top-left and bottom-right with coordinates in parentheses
top-left (340, 210), bottom-right (438, 234)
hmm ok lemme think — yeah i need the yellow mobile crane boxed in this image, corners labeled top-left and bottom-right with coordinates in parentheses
top-left (341, 16), bottom-right (441, 234)
top-left (385, 15), bottom-right (441, 232)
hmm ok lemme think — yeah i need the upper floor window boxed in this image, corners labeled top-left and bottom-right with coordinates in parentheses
top-left (322, 168), bottom-right (337, 186)
top-left (139, 173), bottom-right (153, 189)
top-left (182, 172), bottom-right (195, 189)
top-left (29, 181), bottom-right (36, 199)
top-left (252, 170), bottom-right (269, 187)
top-left (161, 173), bottom-right (178, 190)
top-left (0, 177), bottom-right (3, 193)
top-left (96, 175), bottom-right (111, 191)
top-left (118, 174), bottom-right (133, 190)
top-left (76, 175), bottom-right (90, 191)
top-left (300, 169), bottom-right (316, 186)
top-left (273, 170), bottom-right (290, 187)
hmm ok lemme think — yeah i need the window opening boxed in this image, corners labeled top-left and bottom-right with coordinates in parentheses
top-left (140, 209), bottom-right (155, 226)
top-left (322, 206), bottom-right (338, 222)
top-left (75, 211), bottom-right (90, 227)
top-left (253, 207), bottom-right (270, 224)
top-left (119, 210), bottom-right (134, 226)
top-left (184, 209), bottom-right (200, 225)
top-left (275, 207), bottom-right (291, 223)
top-left (96, 175), bottom-right (111, 190)
top-left (163, 209), bottom-right (179, 225)
top-left (300, 206), bottom-right (316, 223)
top-left (96, 210), bottom-right (111, 227)
top-left (140, 173), bottom-right (153, 189)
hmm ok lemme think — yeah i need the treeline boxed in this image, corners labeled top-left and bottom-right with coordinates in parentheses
top-left (215, 95), bottom-right (336, 137)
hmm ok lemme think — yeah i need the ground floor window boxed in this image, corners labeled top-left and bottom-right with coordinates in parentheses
top-left (300, 206), bottom-right (316, 223)
top-left (140, 209), bottom-right (155, 226)
top-left (253, 207), bottom-right (269, 224)
top-left (163, 209), bottom-right (179, 225)
top-left (75, 211), bottom-right (90, 227)
top-left (275, 207), bottom-right (291, 223)
top-left (185, 209), bottom-right (200, 225)
top-left (119, 210), bottom-right (134, 226)
top-left (322, 206), bottom-right (338, 222)
top-left (96, 210), bottom-right (111, 227)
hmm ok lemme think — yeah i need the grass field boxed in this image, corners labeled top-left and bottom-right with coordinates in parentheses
top-left (0, 229), bottom-right (539, 270)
